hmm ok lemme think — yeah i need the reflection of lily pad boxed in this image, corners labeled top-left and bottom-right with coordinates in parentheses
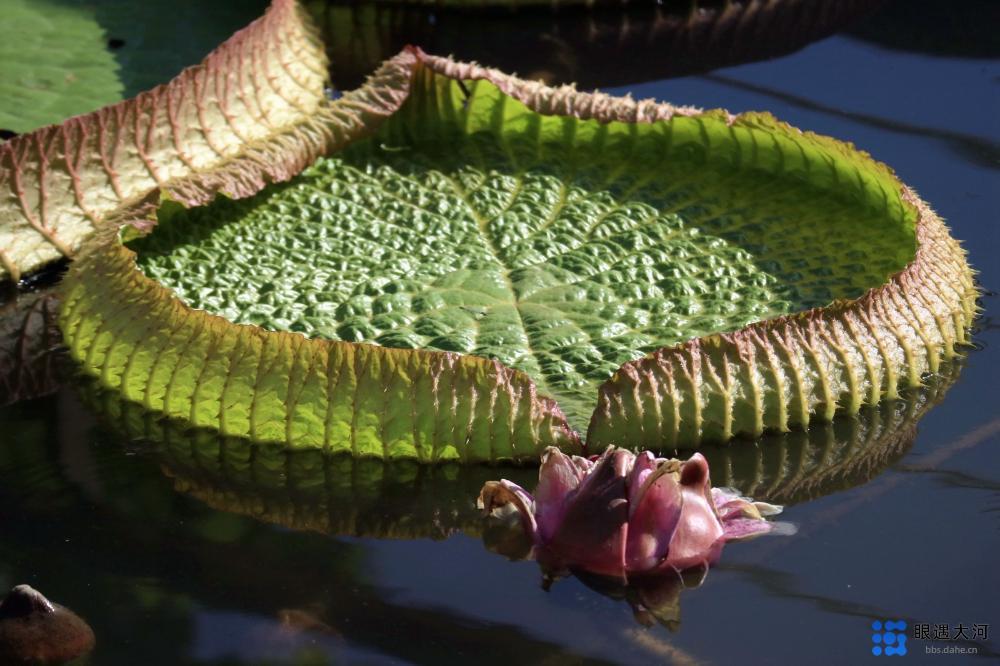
top-left (82, 381), bottom-right (535, 539)
top-left (80, 360), bottom-right (961, 541)
top-left (0, 1), bottom-right (977, 458)
top-left (311, 0), bottom-right (881, 89)
top-left (0, 402), bottom-right (606, 665)
top-left (699, 360), bottom-right (964, 505)
top-left (0, 284), bottom-right (65, 406)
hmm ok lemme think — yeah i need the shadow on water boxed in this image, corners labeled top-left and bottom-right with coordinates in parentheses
top-left (307, 0), bottom-right (880, 90)
top-left (847, 0), bottom-right (1000, 59)
top-left (699, 73), bottom-right (1000, 172)
top-left (718, 561), bottom-right (1000, 659)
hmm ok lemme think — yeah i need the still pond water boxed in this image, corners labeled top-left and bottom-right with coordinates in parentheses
top-left (1, 2), bottom-right (998, 664)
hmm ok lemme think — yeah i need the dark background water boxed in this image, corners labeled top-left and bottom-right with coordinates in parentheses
top-left (1, 1), bottom-right (998, 664)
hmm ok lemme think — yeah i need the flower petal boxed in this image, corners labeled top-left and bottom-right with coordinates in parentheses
top-left (720, 517), bottom-right (774, 541)
top-left (546, 446), bottom-right (632, 577)
top-left (571, 455), bottom-right (594, 474)
top-left (535, 447), bottom-right (586, 542)
top-left (625, 463), bottom-right (683, 572)
top-left (661, 454), bottom-right (725, 571)
top-left (711, 487), bottom-right (784, 540)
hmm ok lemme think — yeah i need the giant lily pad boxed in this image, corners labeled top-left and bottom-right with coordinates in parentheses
top-left (0, 1), bottom-right (976, 461)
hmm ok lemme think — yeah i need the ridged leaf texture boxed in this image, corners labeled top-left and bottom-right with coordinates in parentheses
top-left (83, 381), bottom-right (536, 539)
top-left (130, 75), bottom-right (915, 430)
top-left (78, 359), bottom-right (960, 539)
top-left (55, 14), bottom-right (977, 461)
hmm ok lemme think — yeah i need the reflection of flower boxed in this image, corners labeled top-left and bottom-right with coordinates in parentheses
top-left (479, 446), bottom-right (781, 579)
top-left (573, 566), bottom-right (706, 631)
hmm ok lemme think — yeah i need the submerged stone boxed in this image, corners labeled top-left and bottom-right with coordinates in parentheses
top-left (0, 585), bottom-right (95, 664)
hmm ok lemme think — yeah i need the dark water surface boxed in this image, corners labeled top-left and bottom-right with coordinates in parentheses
top-left (2, 2), bottom-right (999, 664)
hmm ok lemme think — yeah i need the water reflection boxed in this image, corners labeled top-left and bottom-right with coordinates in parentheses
top-left (572, 567), bottom-right (706, 632)
top-left (84, 384), bottom-right (537, 540)
top-left (0, 392), bottom-right (616, 664)
top-left (309, 0), bottom-right (880, 90)
top-left (697, 360), bottom-right (964, 506)
top-left (847, 0), bottom-right (1000, 59)
top-left (0, 279), bottom-right (65, 407)
top-left (68, 360), bottom-right (963, 635)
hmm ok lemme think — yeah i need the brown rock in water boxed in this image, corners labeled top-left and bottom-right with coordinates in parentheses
top-left (0, 585), bottom-right (95, 664)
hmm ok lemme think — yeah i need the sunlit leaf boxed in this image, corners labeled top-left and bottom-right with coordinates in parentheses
top-left (57, 42), bottom-right (977, 459)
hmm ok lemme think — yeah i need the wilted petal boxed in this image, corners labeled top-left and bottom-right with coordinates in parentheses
top-left (711, 487), bottom-right (784, 541)
top-left (534, 447), bottom-right (586, 542)
top-left (546, 447), bottom-right (632, 577)
top-left (662, 454), bottom-right (725, 571)
top-left (625, 463), bottom-right (683, 571)
top-left (752, 501), bottom-right (783, 517)
top-left (711, 486), bottom-right (744, 510)
top-left (478, 480), bottom-right (538, 542)
top-left (721, 517), bottom-right (774, 541)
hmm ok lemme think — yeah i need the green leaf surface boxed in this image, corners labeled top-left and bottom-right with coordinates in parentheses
top-left (0, 0), bottom-right (121, 133)
top-left (131, 76), bottom-right (914, 429)
top-left (0, 0), bottom-right (267, 133)
top-left (58, 48), bottom-right (976, 460)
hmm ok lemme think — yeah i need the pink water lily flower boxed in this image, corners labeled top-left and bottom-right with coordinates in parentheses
top-left (479, 446), bottom-right (781, 579)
